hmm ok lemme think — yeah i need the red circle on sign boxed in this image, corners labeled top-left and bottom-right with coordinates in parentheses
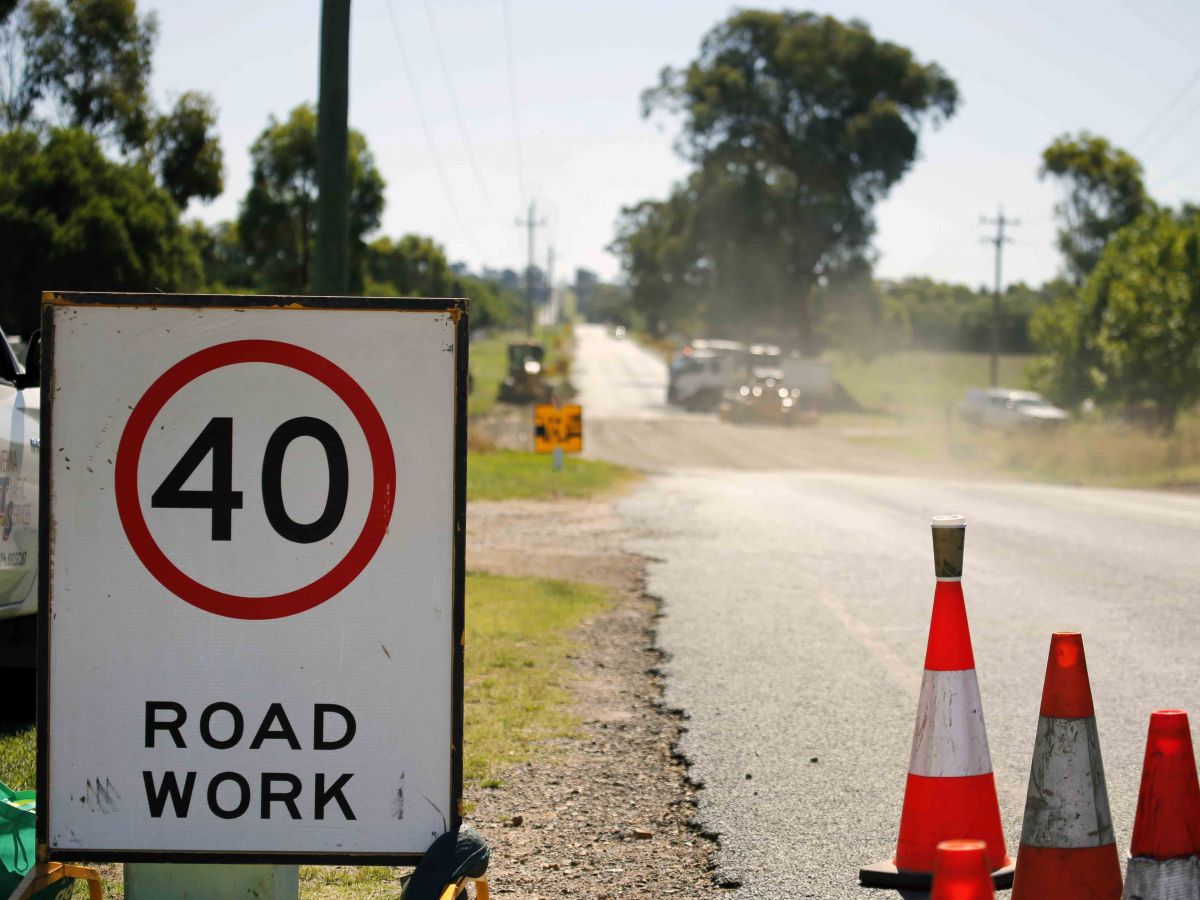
top-left (115, 340), bottom-right (396, 620)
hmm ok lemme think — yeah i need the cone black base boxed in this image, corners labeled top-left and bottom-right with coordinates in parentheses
top-left (858, 859), bottom-right (1015, 889)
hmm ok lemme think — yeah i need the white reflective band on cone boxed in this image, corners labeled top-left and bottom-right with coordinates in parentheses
top-left (907, 669), bottom-right (993, 777)
top-left (1021, 716), bottom-right (1115, 848)
top-left (1124, 856), bottom-right (1200, 900)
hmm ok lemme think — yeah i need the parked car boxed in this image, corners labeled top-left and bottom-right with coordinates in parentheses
top-left (0, 328), bottom-right (41, 672)
top-left (958, 388), bottom-right (1068, 430)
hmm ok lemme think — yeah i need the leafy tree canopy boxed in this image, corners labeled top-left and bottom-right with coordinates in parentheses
top-left (238, 103), bottom-right (384, 294)
top-left (365, 233), bottom-right (520, 331)
top-left (1, 0), bottom-right (222, 207)
top-left (1041, 132), bottom-right (1151, 284)
top-left (637, 9), bottom-right (958, 352)
top-left (18, 0), bottom-right (156, 149)
top-left (0, 126), bottom-right (201, 335)
top-left (1031, 210), bottom-right (1200, 431)
top-left (154, 91), bottom-right (223, 207)
top-left (610, 184), bottom-right (705, 336)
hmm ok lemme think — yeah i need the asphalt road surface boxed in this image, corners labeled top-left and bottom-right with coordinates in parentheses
top-left (573, 323), bottom-right (1200, 898)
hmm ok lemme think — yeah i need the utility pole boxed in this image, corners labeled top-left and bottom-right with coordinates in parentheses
top-left (315, 0), bottom-right (351, 295)
top-left (514, 201), bottom-right (546, 336)
top-left (546, 244), bottom-right (556, 326)
top-left (980, 206), bottom-right (1019, 388)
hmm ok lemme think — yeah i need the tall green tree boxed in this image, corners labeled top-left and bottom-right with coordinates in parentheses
top-left (610, 184), bottom-right (705, 335)
top-left (18, 0), bottom-right (156, 149)
top-left (1, 0), bottom-right (222, 207)
top-left (1041, 132), bottom-right (1151, 284)
top-left (0, 126), bottom-right (201, 336)
top-left (640, 9), bottom-right (957, 352)
top-left (238, 104), bottom-right (384, 294)
top-left (364, 234), bottom-right (520, 331)
top-left (366, 234), bottom-right (455, 297)
top-left (152, 91), bottom-right (223, 207)
top-left (188, 220), bottom-right (254, 292)
top-left (1031, 210), bottom-right (1200, 431)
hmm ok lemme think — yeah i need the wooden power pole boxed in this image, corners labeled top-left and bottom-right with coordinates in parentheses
top-left (515, 201), bottom-right (545, 336)
top-left (981, 206), bottom-right (1020, 388)
top-left (315, 0), bottom-right (351, 295)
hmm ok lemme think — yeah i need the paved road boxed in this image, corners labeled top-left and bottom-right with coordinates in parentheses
top-left (574, 323), bottom-right (1200, 898)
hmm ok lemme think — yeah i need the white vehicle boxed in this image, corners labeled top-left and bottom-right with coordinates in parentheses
top-left (958, 388), bottom-right (1068, 430)
top-left (780, 357), bottom-right (834, 400)
top-left (0, 328), bottom-right (40, 671)
top-left (667, 339), bottom-right (744, 411)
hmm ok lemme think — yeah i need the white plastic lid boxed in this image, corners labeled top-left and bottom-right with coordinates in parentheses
top-left (931, 514), bottom-right (966, 528)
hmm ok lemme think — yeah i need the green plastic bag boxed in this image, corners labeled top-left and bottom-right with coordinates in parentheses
top-left (1, 781), bottom-right (75, 900)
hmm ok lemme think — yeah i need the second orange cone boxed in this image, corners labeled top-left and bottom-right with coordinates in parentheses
top-left (1011, 632), bottom-right (1123, 899)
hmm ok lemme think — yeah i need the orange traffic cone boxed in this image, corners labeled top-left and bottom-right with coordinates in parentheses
top-left (1011, 632), bottom-right (1123, 899)
top-left (932, 840), bottom-right (996, 900)
top-left (860, 516), bottom-right (1013, 889)
top-left (1123, 710), bottom-right (1200, 899)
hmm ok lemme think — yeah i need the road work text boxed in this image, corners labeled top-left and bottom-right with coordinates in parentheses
top-left (142, 701), bottom-right (358, 820)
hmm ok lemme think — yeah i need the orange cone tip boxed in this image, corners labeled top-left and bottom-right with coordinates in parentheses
top-left (1131, 709), bottom-right (1200, 860)
top-left (1040, 632), bottom-right (1095, 719)
top-left (932, 840), bottom-right (995, 900)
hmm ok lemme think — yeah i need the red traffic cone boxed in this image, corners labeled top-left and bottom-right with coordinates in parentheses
top-left (1011, 633), bottom-right (1123, 899)
top-left (932, 840), bottom-right (996, 900)
top-left (1123, 710), bottom-right (1200, 899)
top-left (860, 516), bottom-right (1013, 889)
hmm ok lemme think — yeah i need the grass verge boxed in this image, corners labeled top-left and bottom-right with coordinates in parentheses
top-left (466, 332), bottom-right (510, 418)
top-left (463, 572), bottom-right (611, 786)
top-left (974, 417), bottom-right (1200, 488)
top-left (831, 350), bottom-right (1034, 421)
top-left (0, 720), bottom-right (34, 790)
top-left (1, 572), bottom-right (612, 897)
top-left (468, 449), bottom-right (636, 501)
top-left (823, 350), bottom-right (1200, 488)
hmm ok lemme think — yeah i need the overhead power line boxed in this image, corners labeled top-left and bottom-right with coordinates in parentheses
top-left (422, 0), bottom-right (492, 204)
top-left (382, 0), bottom-right (483, 259)
top-left (1151, 151), bottom-right (1196, 191)
top-left (500, 0), bottom-right (526, 205)
top-left (1132, 64), bottom-right (1200, 151)
top-left (1141, 89), bottom-right (1200, 165)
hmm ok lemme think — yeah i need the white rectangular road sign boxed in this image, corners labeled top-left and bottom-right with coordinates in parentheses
top-left (39, 293), bottom-right (467, 864)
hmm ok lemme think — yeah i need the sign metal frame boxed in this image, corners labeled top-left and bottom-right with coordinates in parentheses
top-left (36, 292), bottom-right (468, 866)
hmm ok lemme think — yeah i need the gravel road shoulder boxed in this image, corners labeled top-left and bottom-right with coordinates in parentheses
top-left (466, 496), bottom-right (730, 898)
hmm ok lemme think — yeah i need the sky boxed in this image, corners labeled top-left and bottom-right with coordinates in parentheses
top-left (147, 0), bottom-right (1200, 290)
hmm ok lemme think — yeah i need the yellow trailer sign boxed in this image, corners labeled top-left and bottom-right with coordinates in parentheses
top-left (534, 404), bottom-right (582, 453)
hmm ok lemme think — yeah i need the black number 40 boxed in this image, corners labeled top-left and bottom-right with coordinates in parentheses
top-left (151, 416), bottom-right (349, 544)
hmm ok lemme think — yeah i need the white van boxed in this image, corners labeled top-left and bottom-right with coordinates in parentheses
top-left (667, 339), bottom-right (744, 411)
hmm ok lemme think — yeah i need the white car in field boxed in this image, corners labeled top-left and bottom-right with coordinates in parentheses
top-left (0, 328), bottom-right (40, 671)
top-left (958, 388), bottom-right (1068, 430)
